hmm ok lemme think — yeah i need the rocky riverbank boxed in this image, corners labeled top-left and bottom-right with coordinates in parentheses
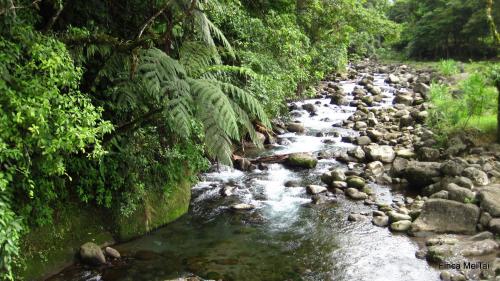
top-left (266, 60), bottom-right (500, 281)
top-left (49, 60), bottom-right (498, 281)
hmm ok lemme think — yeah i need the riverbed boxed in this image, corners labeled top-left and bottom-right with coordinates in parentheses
top-left (48, 67), bottom-right (440, 281)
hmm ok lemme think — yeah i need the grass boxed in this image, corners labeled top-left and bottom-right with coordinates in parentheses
top-left (437, 59), bottom-right (460, 76)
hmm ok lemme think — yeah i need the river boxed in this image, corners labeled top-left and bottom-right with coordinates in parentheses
top-left (48, 67), bottom-right (440, 281)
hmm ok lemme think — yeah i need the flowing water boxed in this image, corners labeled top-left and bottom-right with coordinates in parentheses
top-left (48, 72), bottom-right (440, 281)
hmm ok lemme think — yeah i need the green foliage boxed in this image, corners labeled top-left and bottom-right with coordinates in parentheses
top-left (388, 0), bottom-right (500, 59)
top-left (427, 73), bottom-right (498, 140)
top-left (438, 59), bottom-right (460, 76)
top-left (0, 25), bottom-right (112, 279)
top-left (0, 0), bottom-right (400, 279)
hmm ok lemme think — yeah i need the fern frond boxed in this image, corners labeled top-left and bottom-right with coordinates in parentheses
top-left (200, 65), bottom-right (259, 80)
top-left (139, 48), bottom-right (186, 96)
top-left (193, 10), bottom-right (234, 60)
top-left (189, 79), bottom-right (240, 140)
top-left (165, 79), bottom-right (193, 138)
top-left (179, 41), bottom-right (218, 77)
top-left (215, 81), bottom-right (271, 128)
top-left (203, 116), bottom-right (234, 166)
top-left (230, 101), bottom-right (264, 149)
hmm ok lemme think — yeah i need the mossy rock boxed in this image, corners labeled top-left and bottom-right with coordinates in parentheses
top-left (285, 153), bottom-right (318, 169)
top-left (19, 204), bottom-right (115, 281)
top-left (346, 176), bottom-right (366, 189)
top-left (113, 177), bottom-right (192, 241)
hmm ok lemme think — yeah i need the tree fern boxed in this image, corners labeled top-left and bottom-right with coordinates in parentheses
top-left (189, 78), bottom-right (240, 140)
top-left (216, 81), bottom-right (271, 128)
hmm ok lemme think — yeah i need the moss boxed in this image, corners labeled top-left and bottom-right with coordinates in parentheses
top-left (285, 153), bottom-right (318, 169)
top-left (18, 172), bottom-right (195, 280)
top-left (113, 176), bottom-right (193, 241)
top-left (18, 204), bottom-right (115, 281)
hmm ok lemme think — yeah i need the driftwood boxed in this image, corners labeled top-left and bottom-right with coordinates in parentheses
top-left (250, 153), bottom-right (290, 164)
top-left (233, 152), bottom-right (296, 164)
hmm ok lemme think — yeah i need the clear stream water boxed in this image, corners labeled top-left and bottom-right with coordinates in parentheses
top-left (48, 73), bottom-right (440, 281)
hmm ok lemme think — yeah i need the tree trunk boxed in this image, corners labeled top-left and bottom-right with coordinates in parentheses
top-left (497, 82), bottom-right (500, 143)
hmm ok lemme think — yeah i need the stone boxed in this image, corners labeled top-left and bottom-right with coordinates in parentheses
top-left (394, 94), bottom-right (413, 106)
top-left (306, 185), bottom-right (327, 195)
top-left (366, 161), bottom-right (384, 177)
top-left (348, 213), bottom-right (367, 222)
top-left (287, 122), bottom-right (305, 133)
top-left (390, 220), bottom-right (412, 232)
top-left (444, 137), bottom-right (467, 156)
top-left (373, 216), bottom-right (389, 227)
top-left (446, 183), bottom-right (475, 203)
top-left (331, 181), bottom-right (347, 189)
top-left (396, 149), bottom-right (416, 159)
top-left (346, 176), bottom-right (366, 189)
top-left (348, 146), bottom-right (365, 160)
top-left (220, 185), bottom-right (236, 197)
top-left (330, 94), bottom-right (349, 106)
top-left (418, 147), bottom-right (440, 161)
top-left (105, 247), bottom-right (121, 259)
top-left (430, 190), bottom-right (449, 200)
top-left (364, 144), bottom-right (396, 163)
top-left (367, 129), bottom-right (384, 142)
top-left (320, 172), bottom-right (334, 185)
top-left (391, 157), bottom-right (409, 175)
top-left (489, 218), bottom-right (500, 234)
top-left (233, 158), bottom-right (252, 171)
top-left (441, 159), bottom-right (466, 176)
top-left (386, 74), bottom-right (400, 84)
top-left (479, 212), bottom-right (492, 227)
top-left (331, 169), bottom-right (346, 181)
top-left (401, 161), bottom-right (441, 189)
top-left (80, 242), bottom-right (106, 265)
top-left (230, 203), bottom-right (255, 210)
top-left (414, 82), bottom-right (430, 96)
top-left (345, 188), bottom-right (368, 200)
top-left (357, 136), bottom-right (372, 145)
top-left (302, 103), bottom-right (317, 113)
top-left (477, 184), bottom-right (500, 217)
top-left (285, 153), bottom-right (318, 169)
top-left (284, 180), bottom-right (300, 187)
top-left (411, 199), bottom-right (480, 234)
top-left (463, 167), bottom-right (489, 186)
top-left (354, 121), bottom-right (368, 130)
top-left (388, 211), bottom-right (412, 222)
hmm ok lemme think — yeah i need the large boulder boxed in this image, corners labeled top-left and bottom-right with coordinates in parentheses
top-left (364, 144), bottom-right (396, 163)
top-left (411, 199), bottom-right (480, 234)
top-left (285, 153), bottom-right (318, 169)
top-left (400, 161), bottom-right (441, 188)
top-left (80, 242), bottom-right (106, 265)
top-left (477, 185), bottom-right (500, 217)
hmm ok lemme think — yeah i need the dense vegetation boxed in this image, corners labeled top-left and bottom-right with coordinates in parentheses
top-left (388, 0), bottom-right (500, 59)
top-left (0, 0), bottom-right (398, 279)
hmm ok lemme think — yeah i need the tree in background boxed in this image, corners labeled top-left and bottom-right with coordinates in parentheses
top-left (388, 0), bottom-right (499, 59)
